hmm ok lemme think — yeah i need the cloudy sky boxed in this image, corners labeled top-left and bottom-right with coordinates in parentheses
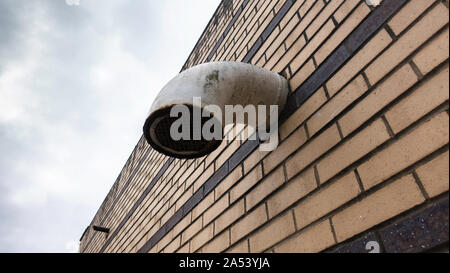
top-left (0, 0), bottom-right (220, 252)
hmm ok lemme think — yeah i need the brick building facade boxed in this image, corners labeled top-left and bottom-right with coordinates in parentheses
top-left (79, 0), bottom-right (449, 253)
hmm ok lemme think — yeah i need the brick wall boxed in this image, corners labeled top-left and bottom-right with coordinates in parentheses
top-left (80, 0), bottom-right (449, 253)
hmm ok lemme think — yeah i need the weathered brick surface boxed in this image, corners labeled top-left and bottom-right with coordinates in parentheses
top-left (231, 203), bottom-right (268, 244)
top-left (280, 88), bottom-right (327, 140)
top-left (294, 172), bottom-right (361, 230)
top-left (385, 65), bottom-right (449, 134)
top-left (358, 112), bottom-right (449, 190)
top-left (274, 220), bottom-right (335, 253)
top-left (332, 175), bottom-right (425, 242)
top-left (246, 165), bottom-right (285, 210)
top-left (388, 0), bottom-right (435, 35)
top-left (263, 126), bottom-right (307, 174)
top-left (308, 75), bottom-right (368, 136)
top-left (214, 199), bottom-right (245, 234)
top-left (413, 27), bottom-right (449, 75)
top-left (249, 212), bottom-right (296, 253)
top-left (317, 119), bottom-right (391, 183)
top-left (365, 3), bottom-right (449, 85)
top-left (267, 167), bottom-right (317, 219)
top-left (416, 151), bottom-right (449, 198)
top-left (325, 29), bottom-right (392, 96)
top-left (286, 124), bottom-right (341, 180)
top-left (340, 64), bottom-right (418, 137)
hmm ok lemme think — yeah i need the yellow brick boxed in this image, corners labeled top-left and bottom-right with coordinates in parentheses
top-left (246, 166), bottom-right (285, 210)
top-left (271, 35), bottom-right (307, 72)
top-left (294, 172), bottom-right (360, 230)
top-left (249, 212), bottom-right (296, 253)
top-left (194, 162), bottom-right (214, 192)
top-left (358, 112), bottom-right (449, 190)
top-left (243, 149), bottom-right (267, 175)
top-left (186, 161), bottom-right (204, 188)
top-left (231, 164), bottom-right (263, 203)
top-left (265, 44), bottom-right (288, 72)
top-left (192, 191), bottom-right (214, 220)
top-left (217, 139), bottom-right (240, 168)
top-left (333, 0), bottom-right (360, 23)
top-left (286, 124), bottom-right (341, 180)
top-left (178, 161), bottom-right (196, 188)
top-left (201, 230), bottom-right (230, 253)
top-left (274, 220), bottom-right (335, 253)
top-left (317, 119), bottom-right (390, 183)
top-left (308, 75), bottom-right (368, 137)
top-left (388, 0), bottom-right (435, 35)
top-left (413, 28), bottom-right (449, 75)
top-left (164, 236), bottom-right (181, 253)
top-left (226, 239), bottom-right (249, 253)
top-left (215, 165), bottom-right (243, 200)
top-left (172, 212), bottom-right (192, 238)
top-left (332, 174), bottom-right (425, 242)
top-left (268, 15), bottom-right (300, 59)
top-left (253, 26), bottom-right (280, 64)
top-left (205, 139), bottom-right (227, 167)
top-left (326, 29), bottom-right (392, 96)
top-left (289, 59), bottom-right (315, 91)
top-left (267, 167), bottom-right (317, 218)
top-left (279, 0), bottom-right (304, 29)
top-left (365, 4), bottom-right (449, 85)
top-left (305, 0), bottom-right (343, 38)
top-left (231, 204), bottom-right (268, 244)
top-left (316, 2), bottom-right (371, 65)
top-left (181, 216), bottom-right (202, 245)
top-left (290, 19), bottom-right (335, 73)
top-left (385, 65), bottom-right (449, 134)
top-left (264, 126), bottom-right (307, 174)
top-left (299, 0), bottom-right (317, 17)
top-left (215, 199), bottom-right (245, 234)
top-left (190, 223), bottom-right (214, 253)
top-left (416, 151), bottom-right (449, 198)
top-left (340, 64), bottom-right (418, 137)
top-left (286, 0), bottom-right (324, 49)
top-left (175, 186), bottom-right (193, 211)
top-left (176, 242), bottom-right (190, 253)
top-left (280, 88), bottom-right (327, 140)
top-left (204, 194), bottom-right (229, 225)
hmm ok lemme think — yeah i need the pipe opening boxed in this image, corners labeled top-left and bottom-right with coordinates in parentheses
top-left (143, 105), bottom-right (222, 159)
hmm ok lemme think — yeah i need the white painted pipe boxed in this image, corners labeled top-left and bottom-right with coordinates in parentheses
top-left (143, 61), bottom-right (289, 158)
